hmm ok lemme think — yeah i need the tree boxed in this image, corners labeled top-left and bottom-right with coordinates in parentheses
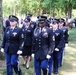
top-left (3, 0), bottom-right (21, 16)
top-left (0, 0), bottom-right (5, 60)
top-left (41, 0), bottom-right (62, 17)
top-left (42, 0), bottom-right (59, 17)
top-left (20, 0), bottom-right (44, 15)
top-left (0, 0), bottom-right (3, 46)
top-left (2, 0), bottom-right (76, 18)
top-left (59, 0), bottom-right (76, 19)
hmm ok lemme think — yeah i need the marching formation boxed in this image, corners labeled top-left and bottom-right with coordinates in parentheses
top-left (0, 14), bottom-right (69, 75)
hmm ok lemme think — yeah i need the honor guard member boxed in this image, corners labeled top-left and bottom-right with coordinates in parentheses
top-left (1, 15), bottom-right (24, 75)
top-left (58, 18), bottom-right (69, 67)
top-left (21, 17), bottom-right (33, 69)
top-left (37, 16), bottom-right (50, 27)
top-left (26, 14), bottom-right (36, 31)
top-left (32, 16), bottom-right (55, 75)
top-left (51, 19), bottom-right (64, 74)
top-left (49, 18), bottom-right (55, 29)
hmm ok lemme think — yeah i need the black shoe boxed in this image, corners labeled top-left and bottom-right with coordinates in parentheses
top-left (53, 71), bottom-right (58, 74)
top-left (21, 64), bottom-right (26, 67)
top-left (48, 74), bottom-right (51, 75)
top-left (18, 68), bottom-right (22, 75)
top-left (59, 64), bottom-right (62, 67)
top-left (26, 64), bottom-right (29, 69)
top-left (26, 67), bottom-right (29, 69)
top-left (26, 61), bottom-right (29, 69)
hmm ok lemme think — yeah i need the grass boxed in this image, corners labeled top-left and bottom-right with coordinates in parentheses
top-left (0, 27), bottom-right (76, 75)
top-left (68, 27), bottom-right (76, 41)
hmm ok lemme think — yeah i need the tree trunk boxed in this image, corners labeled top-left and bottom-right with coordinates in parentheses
top-left (64, 6), bottom-right (68, 22)
top-left (50, 9), bottom-right (55, 17)
top-left (0, 0), bottom-right (3, 46)
top-left (68, 3), bottom-right (72, 19)
top-left (0, 0), bottom-right (5, 60)
top-left (13, 5), bottom-right (16, 15)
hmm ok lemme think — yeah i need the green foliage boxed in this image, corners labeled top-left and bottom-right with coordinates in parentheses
top-left (2, 0), bottom-right (76, 17)
top-left (2, 0), bottom-right (21, 16)
top-left (68, 28), bottom-right (76, 41)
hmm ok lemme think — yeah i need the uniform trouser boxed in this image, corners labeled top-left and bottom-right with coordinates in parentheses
top-left (34, 58), bottom-right (48, 75)
top-left (53, 51), bottom-right (61, 72)
top-left (48, 55), bottom-right (53, 75)
top-left (59, 48), bottom-right (64, 66)
top-left (5, 53), bottom-right (18, 75)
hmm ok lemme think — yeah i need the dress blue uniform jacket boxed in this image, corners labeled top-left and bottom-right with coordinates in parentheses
top-left (22, 25), bottom-right (33, 46)
top-left (54, 28), bottom-right (64, 49)
top-left (30, 21), bottom-right (36, 31)
top-left (59, 27), bottom-right (69, 44)
top-left (32, 26), bottom-right (55, 60)
top-left (2, 26), bottom-right (24, 54)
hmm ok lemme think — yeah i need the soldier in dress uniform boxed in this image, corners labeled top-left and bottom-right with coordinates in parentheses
top-left (49, 17), bottom-right (55, 29)
top-left (1, 15), bottom-right (24, 75)
top-left (58, 18), bottom-right (69, 67)
top-left (51, 19), bottom-right (64, 74)
top-left (26, 14), bottom-right (36, 31)
top-left (37, 16), bottom-right (50, 27)
top-left (21, 17), bottom-right (33, 69)
top-left (32, 16), bottom-right (55, 75)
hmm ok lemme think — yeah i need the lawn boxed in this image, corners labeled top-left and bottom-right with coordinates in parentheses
top-left (0, 27), bottom-right (76, 75)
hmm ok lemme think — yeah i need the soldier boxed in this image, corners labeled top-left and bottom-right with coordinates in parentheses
top-left (49, 17), bottom-right (55, 29)
top-left (58, 18), bottom-right (69, 67)
top-left (37, 16), bottom-right (50, 28)
top-left (21, 17), bottom-right (33, 69)
top-left (32, 16), bottom-right (55, 75)
top-left (1, 15), bottom-right (24, 75)
top-left (26, 14), bottom-right (36, 31)
top-left (51, 19), bottom-right (64, 74)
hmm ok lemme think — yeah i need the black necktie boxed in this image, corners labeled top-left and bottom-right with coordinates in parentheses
top-left (10, 28), bottom-right (13, 31)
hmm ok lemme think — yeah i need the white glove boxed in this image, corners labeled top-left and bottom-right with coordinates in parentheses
top-left (46, 55), bottom-right (51, 59)
top-left (65, 43), bottom-right (68, 47)
top-left (17, 50), bottom-right (22, 54)
top-left (31, 54), bottom-right (34, 58)
top-left (55, 48), bottom-right (59, 51)
top-left (1, 48), bottom-right (4, 53)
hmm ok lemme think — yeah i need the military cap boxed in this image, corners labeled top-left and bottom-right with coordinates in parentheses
top-left (49, 17), bottom-right (55, 21)
top-left (48, 17), bottom-right (55, 23)
top-left (37, 15), bottom-right (47, 20)
top-left (24, 17), bottom-right (31, 22)
top-left (58, 18), bottom-right (65, 23)
top-left (9, 15), bottom-right (18, 22)
top-left (37, 15), bottom-right (47, 24)
top-left (51, 18), bottom-right (59, 25)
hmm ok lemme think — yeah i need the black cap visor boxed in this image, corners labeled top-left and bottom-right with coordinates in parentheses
top-left (9, 18), bottom-right (17, 22)
top-left (24, 19), bottom-right (30, 22)
top-left (24, 20), bottom-right (29, 22)
top-left (51, 22), bottom-right (57, 25)
top-left (39, 21), bottom-right (45, 24)
top-left (59, 21), bottom-right (63, 23)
